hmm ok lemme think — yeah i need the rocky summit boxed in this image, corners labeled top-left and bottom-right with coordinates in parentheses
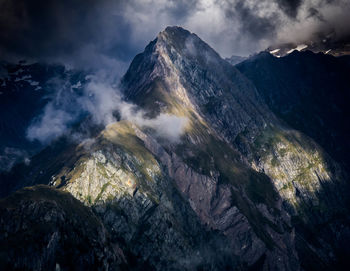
top-left (0, 26), bottom-right (349, 270)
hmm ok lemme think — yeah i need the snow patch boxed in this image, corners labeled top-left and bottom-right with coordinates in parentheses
top-left (287, 44), bottom-right (308, 54)
top-left (71, 81), bottom-right (82, 89)
top-left (270, 49), bottom-right (280, 54)
top-left (14, 75), bottom-right (32, 82)
top-left (28, 80), bottom-right (39, 86)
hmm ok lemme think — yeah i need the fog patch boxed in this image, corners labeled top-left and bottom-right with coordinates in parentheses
top-left (184, 35), bottom-right (219, 66)
top-left (26, 75), bottom-right (188, 145)
top-left (26, 104), bottom-right (75, 144)
top-left (0, 147), bottom-right (30, 172)
top-left (78, 79), bottom-right (120, 126)
top-left (141, 114), bottom-right (188, 143)
top-left (126, 111), bottom-right (188, 143)
top-left (77, 77), bottom-right (188, 143)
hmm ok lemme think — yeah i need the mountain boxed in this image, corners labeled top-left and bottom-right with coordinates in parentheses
top-left (0, 26), bottom-right (349, 270)
top-left (236, 51), bottom-right (350, 171)
top-left (266, 37), bottom-right (350, 58)
top-left (235, 50), bottom-right (350, 270)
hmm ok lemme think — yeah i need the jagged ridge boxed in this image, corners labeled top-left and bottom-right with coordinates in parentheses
top-left (0, 26), bottom-right (349, 270)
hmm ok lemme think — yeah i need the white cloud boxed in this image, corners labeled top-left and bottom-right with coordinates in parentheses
top-left (26, 103), bottom-right (74, 144)
top-left (26, 75), bottom-right (188, 144)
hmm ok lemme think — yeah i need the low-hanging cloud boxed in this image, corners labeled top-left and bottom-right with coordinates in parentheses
top-left (78, 77), bottom-right (120, 126)
top-left (26, 75), bottom-right (188, 144)
top-left (26, 104), bottom-right (75, 144)
top-left (82, 79), bottom-right (188, 142)
top-left (118, 101), bottom-right (188, 143)
top-left (26, 75), bottom-right (85, 144)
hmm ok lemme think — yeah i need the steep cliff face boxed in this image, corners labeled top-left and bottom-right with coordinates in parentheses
top-left (236, 51), bottom-right (350, 170)
top-left (1, 26), bottom-right (349, 270)
top-left (236, 51), bottom-right (350, 269)
top-left (120, 26), bottom-right (349, 269)
top-left (46, 119), bottom-right (296, 270)
top-left (122, 27), bottom-right (275, 142)
top-left (48, 121), bottom-right (241, 270)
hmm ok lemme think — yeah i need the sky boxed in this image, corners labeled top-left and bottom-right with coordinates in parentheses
top-left (0, 0), bottom-right (350, 74)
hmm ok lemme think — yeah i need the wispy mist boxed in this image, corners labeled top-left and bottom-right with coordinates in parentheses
top-left (26, 103), bottom-right (75, 144)
top-left (81, 79), bottom-right (188, 143)
top-left (26, 74), bottom-right (188, 144)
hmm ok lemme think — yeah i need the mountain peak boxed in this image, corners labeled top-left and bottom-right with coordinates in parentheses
top-left (157, 26), bottom-right (197, 47)
top-left (160, 25), bottom-right (192, 37)
top-left (156, 26), bottom-right (220, 59)
top-left (122, 25), bottom-right (272, 142)
top-left (122, 25), bottom-right (228, 103)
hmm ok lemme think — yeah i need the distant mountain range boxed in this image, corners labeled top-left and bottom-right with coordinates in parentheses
top-left (266, 38), bottom-right (350, 58)
top-left (0, 26), bottom-right (349, 271)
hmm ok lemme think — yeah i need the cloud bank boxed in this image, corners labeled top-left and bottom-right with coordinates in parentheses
top-left (0, 0), bottom-right (349, 66)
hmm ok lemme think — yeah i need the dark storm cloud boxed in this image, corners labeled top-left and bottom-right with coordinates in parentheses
top-left (276, 0), bottom-right (350, 46)
top-left (0, 0), bottom-right (201, 71)
top-left (224, 1), bottom-right (279, 40)
top-left (0, 0), bottom-right (136, 72)
top-left (307, 7), bottom-right (325, 21)
top-left (161, 0), bottom-right (199, 20)
top-left (0, 0), bottom-right (349, 65)
top-left (276, 0), bottom-right (304, 17)
top-left (0, 0), bottom-right (102, 58)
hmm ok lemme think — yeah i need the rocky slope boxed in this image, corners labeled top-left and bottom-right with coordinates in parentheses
top-left (122, 26), bottom-right (350, 269)
top-left (0, 26), bottom-right (349, 270)
top-left (49, 120), bottom-right (300, 270)
top-left (235, 51), bottom-right (350, 269)
top-left (237, 51), bottom-right (350, 170)
top-left (0, 185), bottom-right (126, 270)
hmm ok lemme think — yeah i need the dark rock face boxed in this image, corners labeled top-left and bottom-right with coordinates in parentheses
top-left (0, 185), bottom-right (126, 271)
top-left (121, 26), bottom-right (349, 270)
top-left (120, 27), bottom-right (302, 270)
top-left (236, 50), bottom-right (350, 270)
top-left (236, 51), bottom-right (350, 170)
top-left (0, 26), bottom-right (349, 271)
top-left (123, 26), bottom-right (274, 142)
top-left (133, 125), bottom-right (299, 270)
